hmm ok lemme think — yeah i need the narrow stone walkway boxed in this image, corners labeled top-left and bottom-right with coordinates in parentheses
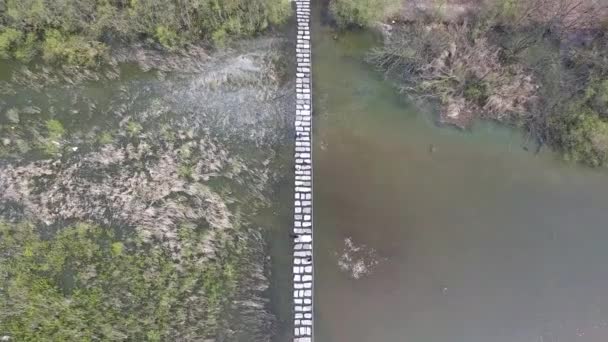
top-left (293, 0), bottom-right (313, 341)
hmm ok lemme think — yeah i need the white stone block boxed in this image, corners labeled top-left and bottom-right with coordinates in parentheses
top-left (298, 234), bottom-right (312, 243)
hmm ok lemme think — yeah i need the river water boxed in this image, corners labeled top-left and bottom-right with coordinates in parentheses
top-left (312, 11), bottom-right (608, 342)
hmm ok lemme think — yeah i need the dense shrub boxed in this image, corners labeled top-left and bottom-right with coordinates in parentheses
top-left (0, 0), bottom-right (291, 65)
top-left (0, 28), bottom-right (22, 59)
top-left (41, 30), bottom-right (107, 66)
top-left (549, 104), bottom-right (608, 166)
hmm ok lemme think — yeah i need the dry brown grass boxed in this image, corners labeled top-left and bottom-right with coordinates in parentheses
top-left (396, 0), bottom-right (608, 31)
top-left (369, 23), bottom-right (538, 127)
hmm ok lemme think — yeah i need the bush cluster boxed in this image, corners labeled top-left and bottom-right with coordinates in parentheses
top-left (0, 0), bottom-right (291, 66)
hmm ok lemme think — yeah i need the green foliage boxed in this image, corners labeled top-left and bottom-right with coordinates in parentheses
top-left (0, 221), bottom-right (246, 340)
top-left (197, 0), bottom-right (291, 41)
top-left (46, 119), bottom-right (65, 139)
top-left (0, 0), bottom-right (292, 66)
top-left (547, 78), bottom-right (608, 166)
top-left (40, 140), bottom-right (61, 156)
top-left (160, 124), bottom-right (176, 142)
top-left (178, 144), bottom-right (193, 160)
top-left (126, 120), bottom-right (143, 136)
top-left (111, 242), bottom-right (124, 256)
top-left (42, 29), bottom-right (107, 67)
top-left (463, 77), bottom-right (489, 107)
top-left (38, 119), bottom-right (66, 155)
top-left (97, 131), bottom-right (114, 145)
top-left (584, 78), bottom-right (608, 117)
top-left (0, 28), bottom-right (23, 59)
top-left (13, 33), bottom-right (37, 62)
top-left (549, 103), bottom-right (608, 166)
top-left (330, 0), bottom-right (396, 28)
top-left (155, 26), bottom-right (181, 50)
top-left (0, 28), bottom-right (36, 62)
top-left (494, 0), bottom-right (520, 22)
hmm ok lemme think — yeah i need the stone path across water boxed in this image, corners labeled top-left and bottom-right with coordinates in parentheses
top-left (293, 0), bottom-right (313, 341)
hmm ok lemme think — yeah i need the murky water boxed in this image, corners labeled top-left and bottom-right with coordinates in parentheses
top-left (313, 13), bottom-right (608, 342)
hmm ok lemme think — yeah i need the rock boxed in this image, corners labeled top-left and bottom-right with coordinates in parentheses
top-left (2, 138), bottom-right (10, 146)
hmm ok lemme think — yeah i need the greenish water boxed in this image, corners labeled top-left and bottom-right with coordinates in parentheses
top-left (313, 15), bottom-right (608, 342)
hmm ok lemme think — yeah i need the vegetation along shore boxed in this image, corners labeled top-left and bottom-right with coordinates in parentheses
top-left (329, 0), bottom-right (608, 166)
top-left (0, 1), bottom-right (293, 341)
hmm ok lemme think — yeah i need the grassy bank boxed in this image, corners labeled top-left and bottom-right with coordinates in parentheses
top-left (329, 0), bottom-right (608, 166)
top-left (0, 0), bottom-right (291, 66)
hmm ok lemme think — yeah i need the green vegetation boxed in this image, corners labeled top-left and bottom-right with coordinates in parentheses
top-left (126, 120), bottom-right (143, 136)
top-left (363, 0), bottom-right (608, 166)
top-left (38, 119), bottom-right (66, 155)
top-left (463, 77), bottom-right (490, 107)
top-left (97, 131), bottom-right (114, 145)
top-left (0, 0), bottom-right (291, 66)
top-left (330, 0), bottom-right (397, 28)
top-left (0, 221), bottom-right (247, 340)
top-left (41, 29), bottom-right (107, 67)
top-left (46, 119), bottom-right (65, 139)
top-left (178, 163), bottom-right (195, 179)
top-left (548, 79), bottom-right (608, 166)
